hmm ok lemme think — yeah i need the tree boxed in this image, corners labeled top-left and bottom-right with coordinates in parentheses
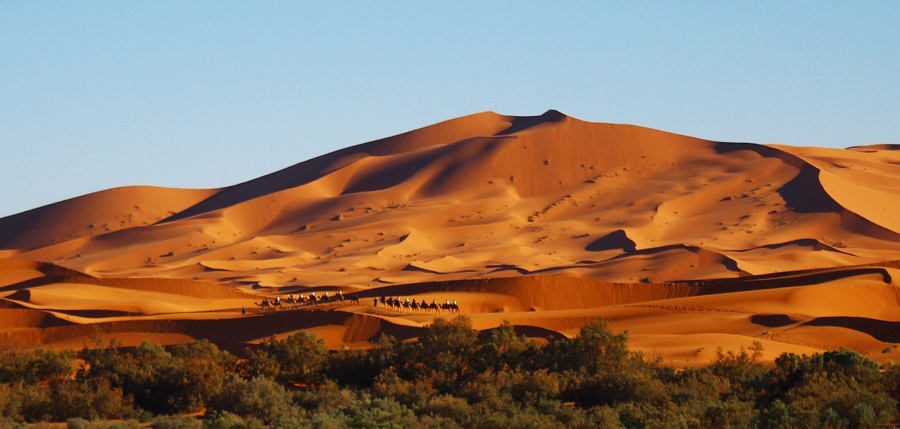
top-left (244, 332), bottom-right (327, 386)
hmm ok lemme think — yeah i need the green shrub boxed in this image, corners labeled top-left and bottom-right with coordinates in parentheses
top-left (0, 416), bottom-right (24, 429)
top-left (243, 333), bottom-right (327, 386)
top-left (783, 375), bottom-right (895, 428)
top-left (418, 395), bottom-right (475, 427)
top-left (293, 380), bottom-right (357, 414)
top-left (207, 376), bottom-right (297, 425)
top-left (151, 415), bottom-right (202, 429)
top-left (15, 378), bottom-right (133, 423)
top-left (371, 370), bottom-right (436, 409)
top-left (0, 348), bottom-right (75, 383)
top-left (475, 321), bottom-right (540, 372)
top-left (324, 334), bottom-right (399, 388)
top-left (67, 418), bottom-right (92, 429)
top-left (400, 316), bottom-right (479, 391)
top-left (340, 396), bottom-right (419, 428)
top-left (80, 340), bottom-right (233, 414)
top-left (544, 318), bottom-right (636, 376)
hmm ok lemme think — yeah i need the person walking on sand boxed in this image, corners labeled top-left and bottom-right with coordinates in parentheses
top-left (241, 305), bottom-right (246, 315)
top-left (374, 297), bottom-right (379, 307)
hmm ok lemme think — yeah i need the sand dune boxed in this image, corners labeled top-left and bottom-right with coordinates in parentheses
top-left (1, 111), bottom-right (898, 365)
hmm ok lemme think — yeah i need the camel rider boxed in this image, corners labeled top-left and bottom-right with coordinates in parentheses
top-left (339, 291), bottom-right (344, 299)
top-left (276, 296), bottom-right (281, 305)
top-left (445, 299), bottom-right (450, 306)
top-left (453, 300), bottom-right (458, 306)
top-left (311, 292), bottom-right (316, 301)
top-left (405, 297), bottom-right (410, 304)
top-left (374, 297), bottom-right (379, 306)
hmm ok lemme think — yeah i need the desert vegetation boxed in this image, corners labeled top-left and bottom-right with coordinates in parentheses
top-left (0, 317), bottom-right (897, 428)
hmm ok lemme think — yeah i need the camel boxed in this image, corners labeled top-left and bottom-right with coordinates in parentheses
top-left (441, 302), bottom-right (460, 314)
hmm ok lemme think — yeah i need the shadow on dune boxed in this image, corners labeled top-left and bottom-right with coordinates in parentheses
top-left (804, 316), bottom-right (900, 343)
top-left (586, 230), bottom-right (636, 253)
top-left (692, 267), bottom-right (892, 295)
top-left (750, 313), bottom-right (799, 328)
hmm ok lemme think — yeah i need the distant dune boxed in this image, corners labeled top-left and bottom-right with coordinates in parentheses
top-left (2, 110), bottom-right (898, 365)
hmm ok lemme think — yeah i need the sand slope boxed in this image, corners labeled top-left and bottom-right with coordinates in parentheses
top-left (1, 111), bottom-right (898, 364)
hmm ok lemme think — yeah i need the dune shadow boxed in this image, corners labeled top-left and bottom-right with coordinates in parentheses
top-left (586, 230), bottom-right (636, 253)
top-left (804, 316), bottom-right (900, 343)
top-left (750, 313), bottom-right (798, 328)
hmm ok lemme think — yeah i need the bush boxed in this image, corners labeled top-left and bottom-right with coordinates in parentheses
top-left (203, 411), bottom-right (265, 429)
top-left (783, 375), bottom-right (895, 428)
top-left (243, 333), bottom-right (327, 386)
top-left (372, 370), bottom-right (436, 409)
top-left (475, 322), bottom-right (540, 372)
top-left (340, 396), bottom-right (419, 428)
top-left (0, 348), bottom-right (75, 383)
top-left (207, 376), bottom-right (297, 425)
top-left (0, 416), bottom-right (24, 428)
top-left (67, 419), bottom-right (142, 429)
top-left (324, 334), bottom-right (399, 388)
top-left (400, 316), bottom-right (479, 391)
top-left (544, 318), bottom-right (635, 375)
top-left (80, 340), bottom-right (233, 414)
top-left (151, 415), bottom-right (202, 429)
top-left (293, 380), bottom-right (357, 414)
top-left (11, 378), bottom-right (132, 423)
top-left (418, 395), bottom-right (476, 427)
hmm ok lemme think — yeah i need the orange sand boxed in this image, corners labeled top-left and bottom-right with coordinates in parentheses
top-left (1, 111), bottom-right (898, 366)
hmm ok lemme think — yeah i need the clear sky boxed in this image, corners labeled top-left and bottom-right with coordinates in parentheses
top-left (1, 2), bottom-right (898, 218)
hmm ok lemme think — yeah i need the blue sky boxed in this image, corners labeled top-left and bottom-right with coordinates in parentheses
top-left (1, 2), bottom-right (898, 217)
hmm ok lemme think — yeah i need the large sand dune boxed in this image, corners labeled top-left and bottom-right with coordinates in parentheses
top-left (1, 111), bottom-right (898, 365)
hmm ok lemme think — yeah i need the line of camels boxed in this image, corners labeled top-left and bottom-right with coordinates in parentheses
top-left (252, 292), bottom-right (460, 314)
top-left (376, 297), bottom-right (460, 314)
top-left (254, 291), bottom-right (358, 310)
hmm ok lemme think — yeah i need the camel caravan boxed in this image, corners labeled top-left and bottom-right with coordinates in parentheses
top-left (251, 290), bottom-right (361, 312)
top-left (246, 291), bottom-right (460, 315)
top-left (374, 296), bottom-right (460, 314)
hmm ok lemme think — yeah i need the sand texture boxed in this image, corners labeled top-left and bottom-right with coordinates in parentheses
top-left (1, 111), bottom-right (898, 365)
